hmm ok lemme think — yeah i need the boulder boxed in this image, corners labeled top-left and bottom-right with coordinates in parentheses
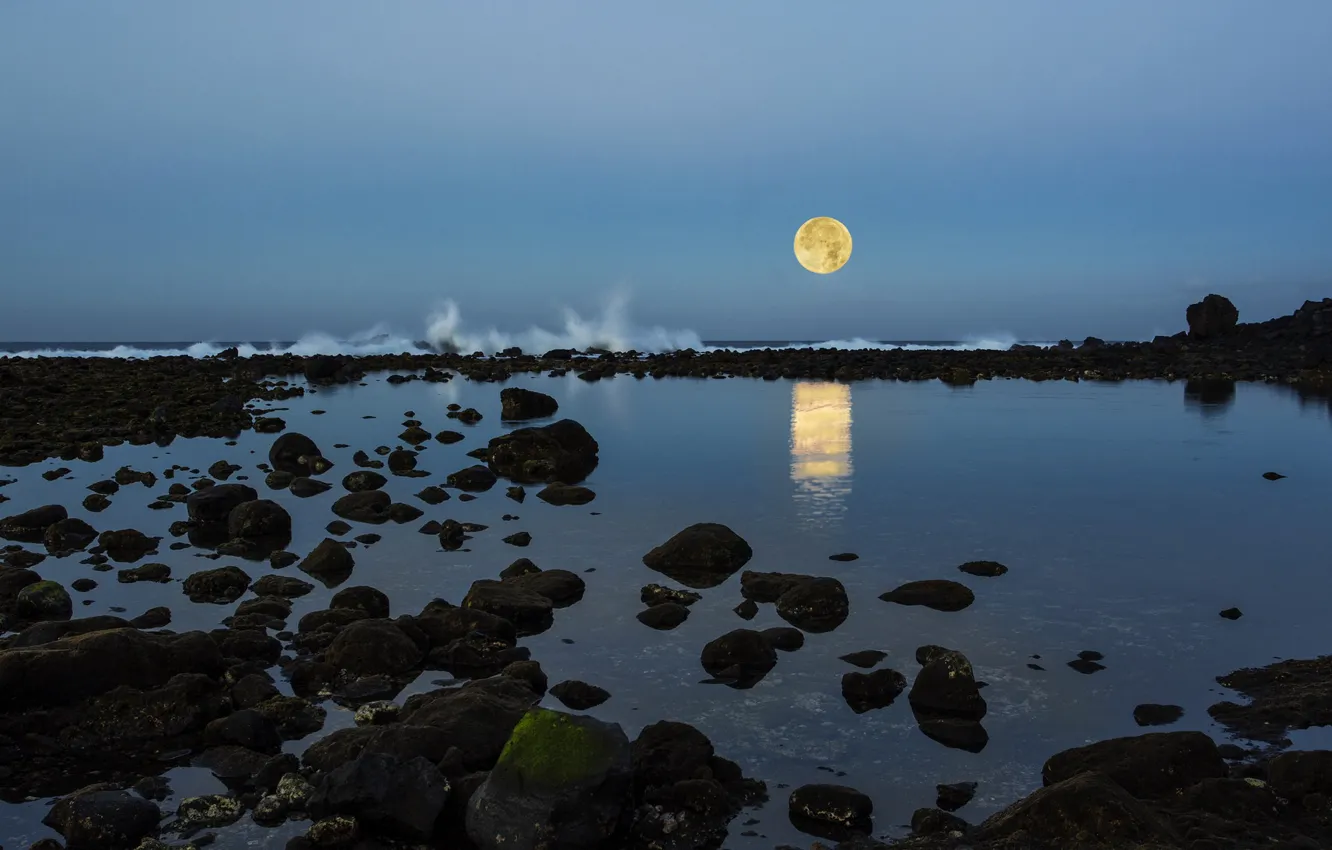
top-left (499, 387), bottom-right (560, 421)
top-left (182, 566), bottom-right (252, 604)
top-left (642, 523), bottom-right (753, 589)
top-left (42, 784), bottom-right (162, 850)
top-left (0, 504), bottom-right (68, 542)
top-left (977, 771), bottom-right (1176, 847)
top-left (299, 538), bottom-right (355, 586)
top-left (1186, 293), bottom-right (1239, 339)
top-left (227, 499), bottom-right (292, 539)
top-left (880, 579), bottom-right (975, 612)
top-left (15, 579), bottom-right (73, 621)
top-left (1041, 731), bottom-right (1225, 799)
top-left (308, 751), bottom-right (450, 842)
top-left (700, 629), bottom-right (778, 688)
top-left (464, 580), bottom-right (554, 635)
top-left (467, 708), bottom-right (631, 850)
top-left (269, 432), bottom-right (323, 475)
top-left (43, 517), bottom-right (99, 553)
top-left (342, 471), bottom-right (387, 492)
top-left (908, 650), bottom-right (987, 721)
top-left (486, 418), bottom-right (600, 484)
top-left (332, 490), bottom-right (392, 523)
top-left (447, 464), bottom-right (498, 492)
top-left (186, 483), bottom-right (258, 524)
top-left (326, 619), bottom-right (424, 676)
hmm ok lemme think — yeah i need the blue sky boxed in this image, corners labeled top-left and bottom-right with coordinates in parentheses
top-left (2, 1), bottom-right (1331, 342)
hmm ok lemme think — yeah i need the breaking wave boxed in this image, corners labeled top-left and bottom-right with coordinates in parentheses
top-left (0, 297), bottom-right (1051, 359)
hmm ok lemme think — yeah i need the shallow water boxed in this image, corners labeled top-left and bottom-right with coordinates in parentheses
top-left (3, 373), bottom-right (1332, 848)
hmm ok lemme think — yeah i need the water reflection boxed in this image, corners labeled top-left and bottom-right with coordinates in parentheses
top-left (1183, 379), bottom-right (1236, 417)
top-left (790, 382), bottom-right (853, 526)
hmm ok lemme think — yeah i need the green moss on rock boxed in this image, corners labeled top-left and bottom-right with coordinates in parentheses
top-left (494, 708), bottom-right (623, 790)
top-left (16, 579), bottom-right (72, 620)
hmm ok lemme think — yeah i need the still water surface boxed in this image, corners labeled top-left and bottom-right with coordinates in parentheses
top-left (3, 374), bottom-right (1331, 847)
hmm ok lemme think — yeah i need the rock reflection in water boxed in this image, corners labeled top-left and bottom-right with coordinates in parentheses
top-left (790, 382), bottom-right (852, 527)
top-left (1183, 378), bottom-right (1236, 417)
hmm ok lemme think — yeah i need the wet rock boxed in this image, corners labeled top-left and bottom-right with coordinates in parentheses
top-left (502, 531), bottom-right (531, 546)
top-left (788, 784), bottom-right (873, 838)
top-left (354, 700), bottom-right (401, 726)
top-left (437, 518), bottom-right (467, 549)
top-left (446, 464), bottom-right (498, 491)
top-left (330, 585), bottom-right (390, 619)
top-left (44, 517), bottom-right (99, 553)
top-left (98, 528), bottom-right (161, 562)
top-left (1187, 293), bottom-right (1240, 339)
top-left (637, 602), bottom-right (690, 630)
top-left (486, 418), bottom-right (599, 484)
top-left (842, 668), bottom-right (907, 713)
top-left (468, 709), bottom-right (630, 850)
top-left (504, 568), bottom-right (586, 607)
top-left (700, 628), bottom-right (778, 688)
top-left (326, 619), bottom-right (424, 676)
top-left (269, 432), bottom-right (323, 475)
top-left (640, 584), bottom-right (702, 606)
top-left (976, 771), bottom-right (1175, 847)
top-left (299, 538), bottom-right (355, 586)
top-left (194, 744), bottom-right (271, 787)
top-left (0, 628), bottom-right (223, 711)
top-left (502, 660), bottom-right (549, 696)
top-left (232, 673), bottom-right (282, 709)
top-left (386, 449), bottom-right (417, 473)
top-left (916, 716), bottom-right (990, 753)
top-left (176, 793), bottom-right (245, 828)
top-left (936, 781), bottom-right (978, 812)
top-left (227, 498), bottom-right (292, 539)
top-left (733, 599), bottom-right (759, 620)
top-left (1, 547), bottom-right (44, 568)
top-left (1133, 703), bottom-right (1185, 727)
top-left (435, 430), bottom-right (464, 444)
top-left (42, 784), bottom-right (162, 850)
top-left (761, 626), bottom-right (805, 652)
top-left (1210, 655), bottom-right (1332, 744)
top-left (342, 471), bottom-right (387, 492)
top-left (775, 577), bottom-right (849, 633)
top-left (880, 579), bottom-right (975, 612)
top-left (828, 552), bottom-right (858, 561)
top-left (182, 566), bottom-right (252, 604)
top-left (117, 562), bottom-right (171, 583)
top-left (499, 387), bottom-right (560, 420)
top-left (265, 470), bottom-right (295, 489)
top-left (326, 519), bottom-right (352, 535)
top-left (1042, 731), bottom-right (1225, 799)
top-left (289, 476), bottom-right (332, 497)
top-left (205, 708), bottom-right (282, 753)
top-left (463, 580), bottom-right (553, 635)
top-left (536, 483), bottom-right (596, 505)
top-left (1220, 606), bottom-right (1243, 619)
top-left (506, 485), bottom-right (526, 502)
top-left (910, 807), bottom-right (970, 838)
top-left (16, 579), bottom-right (73, 621)
top-left (549, 680), bottom-right (612, 710)
top-left (252, 574), bottom-right (315, 597)
top-left (1, 504), bottom-right (68, 542)
top-left (1267, 750), bottom-right (1332, 800)
top-left (83, 493), bottom-right (111, 512)
top-left (908, 649), bottom-right (987, 721)
top-left (71, 577), bottom-right (97, 592)
top-left (958, 560), bottom-right (1008, 577)
top-left (643, 523), bottom-right (753, 589)
top-left (399, 425), bottom-right (431, 444)
top-left (7, 615), bottom-right (133, 647)
top-left (331, 490), bottom-right (392, 523)
top-left (501, 557), bottom-right (542, 580)
top-left (1262, 471), bottom-right (1286, 481)
top-left (129, 607), bottom-right (172, 629)
top-left (840, 650), bottom-right (887, 669)
top-left (415, 485), bottom-right (449, 504)
top-left (186, 483), bottom-right (258, 524)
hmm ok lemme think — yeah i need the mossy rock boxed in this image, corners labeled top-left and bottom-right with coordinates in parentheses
top-left (493, 707), bottom-right (626, 791)
top-left (16, 580), bottom-right (72, 621)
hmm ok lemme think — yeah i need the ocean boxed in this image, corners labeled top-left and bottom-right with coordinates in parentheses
top-left (2, 369), bottom-right (1330, 847)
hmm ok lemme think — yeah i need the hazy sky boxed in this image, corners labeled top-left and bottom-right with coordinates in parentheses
top-left (3, 2), bottom-right (1331, 342)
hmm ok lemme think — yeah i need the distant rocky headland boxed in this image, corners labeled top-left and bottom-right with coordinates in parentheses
top-left (1, 294), bottom-right (1330, 469)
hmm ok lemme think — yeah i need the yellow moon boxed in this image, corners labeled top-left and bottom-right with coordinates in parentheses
top-left (794, 216), bottom-right (852, 274)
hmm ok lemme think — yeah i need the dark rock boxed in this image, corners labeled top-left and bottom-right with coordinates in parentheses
top-left (182, 566), bottom-right (252, 604)
top-left (958, 560), bottom-right (1008, 577)
top-left (486, 418), bottom-right (599, 484)
top-left (42, 784), bottom-right (162, 850)
top-left (640, 584), bottom-right (702, 607)
top-left (776, 577), bottom-right (849, 633)
top-left (326, 620), bottom-right (424, 676)
top-left (463, 580), bottom-right (553, 635)
top-left (205, 708), bottom-right (282, 753)
top-left (1220, 607), bottom-right (1243, 619)
top-left (446, 464), bottom-right (498, 492)
top-left (289, 476), bottom-right (332, 498)
top-left (415, 485), bottom-right (450, 504)
top-left (911, 807), bottom-right (969, 837)
top-left (331, 586), bottom-right (391, 619)
top-left (97, 528), bottom-right (161, 561)
top-left (331, 490), bottom-right (392, 523)
top-left (299, 538), bottom-right (355, 586)
top-left (536, 483), bottom-right (596, 505)
top-left (1210, 655), bottom-right (1332, 744)
top-left (1133, 703), bottom-right (1184, 727)
top-left (387, 449), bottom-right (417, 473)
top-left (1187, 293), bottom-right (1240, 339)
top-left (842, 668), bottom-right (907, 713)
top-left (0, 504), bottom-right (68, 542)
top-left (840, 650), bottom-right (887, 669)
top-left (269, 432), bottom-right (323, 475)
top-left (435, 430), bottom-right (464, 444)
top-left (117, 562), bottom-right (171, 583)
top-left (550, 680), bottom-right (611, 710)
top-left (1267, 750), bottom-right (1332, 800)
top-left (880, 579), bottom-right (975, 612)
top-left (936, 781), bottom-right (977, 812)
top-left (499, 387), bottom-right (559, 420)
top-left (308, 751), bottom-right (450, 842)
top-left (700, 629), bottom-right (778, 688)
top-left (734, 599), bottom-right (759, 620)
top-left (828, 552), bottom-right (858, 561)
top-left (1042, 731), bottom-right (1225, 799)
top-left (342, 471), bottom-right (387, 492)
top-left (501, 558), bottom-right (542, 580)
top-left (761, 626), bottom-right (805, 652)
top-left (252, 574), bottom-right (315, 597)
top-left (505, 568), bottom-right (586, 607)
top-left (637, 603), bottom-right (689, 630)
top-left (16, 580), bottom-right (73, 621)
top-left (186, 483), bottom-right (259, 524)
top-left (227, 499), bottom-right (292, 539)
top-left (788, 784), bottom-right (873, 838)
top-left (908, 649), bottom-right (987, 721)
top-left (502, 531), bottom-right (531, 546)
top-left (44, 517), bottom-right (99, 553)
top-left (642, 523), bottom-right (753, 589)
top-left (975, 771), bottom-right (1175, 846)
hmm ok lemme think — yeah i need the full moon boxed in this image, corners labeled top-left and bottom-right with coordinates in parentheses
top-left (794, 216), bottom-right (853, 274)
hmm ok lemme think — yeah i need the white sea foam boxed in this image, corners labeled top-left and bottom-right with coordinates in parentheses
top-left (1, 296), bottom-right (1052, 358)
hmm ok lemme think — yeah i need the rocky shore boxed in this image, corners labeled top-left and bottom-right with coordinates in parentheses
top-left (0, 293), bottom-right (1330, 850)
top-left (2, 294), bottom-right (1331, 469)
